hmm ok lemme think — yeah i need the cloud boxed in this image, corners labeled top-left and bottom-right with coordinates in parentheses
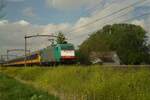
top-left (46, 0), bottom-right (102, 11)
top-left (0, 0), bottom-right (150, 54)
top-left (0, 20), bottom-right (8, 25)
top-left (14, 20), bottom-right (30, 26)
top-left (7, 0), bottom-right (24, 2)
top-left (64, 0), bottom-right (149, 46)
top-left (0, 20), bottom-right (71, 53)
top-left (67, 0), bottom-right (136, 44)
top-left (23, 7), bottom-right (36, 18)
top-left (43, 23), bottom-right (71, 33)
top-left (131, 19), bottom-right (145, 28)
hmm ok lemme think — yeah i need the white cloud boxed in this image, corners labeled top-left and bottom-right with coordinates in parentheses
top-left (63, 0), bottom-right (150, 45)
top-left (46, 0), bottom-right (102, 11)
top-left (43, 23), bottom-right (70, 34)
top-left (66, 0), bottom-right (134, 43)
top-left (131, 19), bottom-right (145, 28)
top-left (7, 0), bottom-right (24, 2)
top-left (14, 20), bottom-right (30, 26)
top-left (0, 20), bottom-right (8, 25)
top-left (0, 20), bottom-right (71, 53)
top-left (23, 7), bottom-right (36, 17)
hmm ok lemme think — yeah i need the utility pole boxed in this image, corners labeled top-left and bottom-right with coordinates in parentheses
top-left (25, 35), bottom-right (27, 67)
top-left (24, 34), bottom-right (57, 67)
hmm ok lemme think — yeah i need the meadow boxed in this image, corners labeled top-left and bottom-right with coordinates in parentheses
top-left (0, 65), bottom-right (150, 100)
top-left (0, 73), bottom-right (59, 100)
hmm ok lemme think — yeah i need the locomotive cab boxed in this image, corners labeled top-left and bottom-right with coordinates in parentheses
top-left (40, 43), bottom-right (76, 65)
top-left (56, 43), bottom-right (76, 64)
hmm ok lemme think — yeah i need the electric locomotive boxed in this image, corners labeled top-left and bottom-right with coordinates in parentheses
top-left (5, 43), bottom-right (76, 66)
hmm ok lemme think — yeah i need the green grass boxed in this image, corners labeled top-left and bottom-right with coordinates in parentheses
top-left (1, 65), bottom-right (150, 100)
top-left (0, 73), bottom-right (59, 100)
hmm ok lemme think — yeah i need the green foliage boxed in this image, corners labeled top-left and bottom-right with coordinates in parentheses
top-left (56, 32), bottom-right (68, 44)
top-left (79, 23), bottom-right (150, 64)
top-left (76, 49), bottom-right (91, 64)
top-left (1, 66), bottom-right (150, 100)
top-left (0, 73), bottom-right (59, 100)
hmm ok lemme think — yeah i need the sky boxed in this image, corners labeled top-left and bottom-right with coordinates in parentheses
top-left (0, 0), bottom-right (150, 55)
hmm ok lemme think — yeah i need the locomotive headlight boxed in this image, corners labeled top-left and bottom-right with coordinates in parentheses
top-left (61, 50), bottom-right (75, 57)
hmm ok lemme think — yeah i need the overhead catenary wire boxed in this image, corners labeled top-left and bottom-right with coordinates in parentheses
top-left (69, 11), bottom-right (150, 41)
top-left (61, 1), bottom-right (104, 33)
top-left (69, 7), bottom-right (133, 36)
top-left (122, 12), bottom-right (150, 23)
top-left (67, 0), bottom-right (148, 33)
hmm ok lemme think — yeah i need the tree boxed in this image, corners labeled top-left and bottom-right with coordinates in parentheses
top-left (79, 23), bottom-right (150, 65)
top-left (56, 32), bottom-right (68, 44)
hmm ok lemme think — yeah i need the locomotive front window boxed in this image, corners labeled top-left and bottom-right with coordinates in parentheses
top-left (61, 46), bottom-right (74, 50)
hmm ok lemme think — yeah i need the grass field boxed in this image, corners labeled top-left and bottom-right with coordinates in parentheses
top-left (1, 65), bottom-right (150, 100)
top-left (0, 73), bottom-right (59, 100)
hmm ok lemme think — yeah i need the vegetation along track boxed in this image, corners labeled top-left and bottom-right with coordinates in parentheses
top-left (0, 73), bottom-right (59, 100)
top-left (1, 65), bottom-right (150, 100)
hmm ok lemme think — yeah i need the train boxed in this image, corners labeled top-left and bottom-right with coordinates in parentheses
top-left (4, 43), bottom-right (76, 66)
